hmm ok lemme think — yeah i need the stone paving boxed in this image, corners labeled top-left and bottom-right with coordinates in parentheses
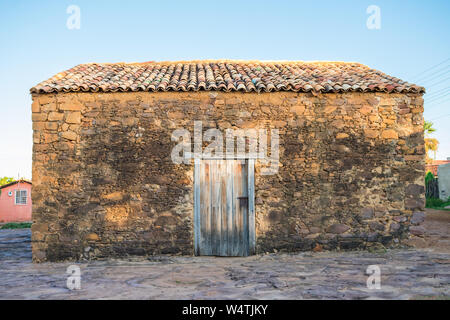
top-left (0, 226), bottom-right (449, 300)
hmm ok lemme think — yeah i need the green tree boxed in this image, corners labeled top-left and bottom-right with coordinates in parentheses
top-left (425, 171), bottom-right (435, 184)
top-left (424, 121), bottom-right (436, 135)
top-left (0, 177), bottom-right (15, 186)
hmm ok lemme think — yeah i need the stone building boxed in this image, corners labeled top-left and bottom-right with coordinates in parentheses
top-left (30, 60), bottom-right (426, 262)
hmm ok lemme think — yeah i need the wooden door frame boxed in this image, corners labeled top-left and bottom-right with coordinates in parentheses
top-left (194, 158), bottom-right (255, 256)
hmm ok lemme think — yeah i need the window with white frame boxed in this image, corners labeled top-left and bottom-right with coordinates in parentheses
top-left (15, 190), bottom-right (27, 205)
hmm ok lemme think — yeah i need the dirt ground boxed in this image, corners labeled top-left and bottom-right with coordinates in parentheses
top-left (406, 209), bottom-right (450, 251)
top-left (0, 209), bottom-right (448, 300)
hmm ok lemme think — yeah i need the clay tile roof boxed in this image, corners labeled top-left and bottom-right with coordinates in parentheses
top-left (30, 60), bottom-right (425, 94)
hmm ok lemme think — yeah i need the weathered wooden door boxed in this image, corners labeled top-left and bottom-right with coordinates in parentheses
top-left (194, 159), bottom-right (255, 256)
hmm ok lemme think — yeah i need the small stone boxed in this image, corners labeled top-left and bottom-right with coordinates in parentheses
top-left (290, 105), bottom-right (305, 115)
top-left (61, 131), bottom-right (77, 141)
top-left (167, 111), bottom-right (184, 119)
top-left (43, 133), bottom-right (58, 143)
top-left (409, 226), bottom-right (425, 236)
top-left (411, 106), bottom-right (423, 113)
top-left (32, 113), bottom-right (48, 121)
top-left (309, 227), bottom-right (321, 234)
top-left (404, 155), bottom-right (424, 161)
top-left (360, 207), bottom-right (374, 220)
top-left (121, 117), bottom-right (138, 126)
top-left (45, 122), bottom-right (58, 130)
top-left (313, 244), bottom-right (323, 252)
top-left (369, 221), bottom-right (384, 231)
top-left (367, 232), bottom-right (379, 242)
top-left (103, 192), bottom-right (123, 201)
top-left (59, 104), bottom-right (82, 111)
top-left (33, 121), bottom-right (46, 130)
top-left (32, 100), bottom-right (40, 113)
top-left (360, 105), bottom-right (373, 115)
top-left (405, 184), bottom-right (425, 196)
top-left (336, 133), bottom-right (349, 139)
top-left (33, 250), bottom-right (46, 261)
top-left (86, 233), bottom-right (99, 241)
top-left (48, 112), bottom-right (64, 121)
top-left (326, 224), bottom-right (350, 234)
top-left (410, 211), bottom-right (426, 225)
top-left (66, 112), bottom-right (81, 124)
top-left (331, 119), bottom-right (345, 129)
top-left (390, 222), bottom-right (400, 232)
top-left (364, 129), bottom-right (378, 138)
top-left (273, 120), bottom-right (287, 127)
top-left (323, 106), bottom-right (337, 114)
top-left (366, 97), bottom-right (379, 106)
top-left (398, 108), bottom-right (410, 115)
top-left (405, 198), bottom-right (424, 210)
top-left (381, 129), bottom-right (398, 139)
top-left (334, 145), bottom-right (350, 153)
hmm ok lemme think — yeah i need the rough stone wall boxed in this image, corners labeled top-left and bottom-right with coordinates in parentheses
top-left (31, 91), bottom-right (425, 262)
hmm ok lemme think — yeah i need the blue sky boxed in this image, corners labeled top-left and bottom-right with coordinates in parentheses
top-left (1, 0), bottom-right (449, 179)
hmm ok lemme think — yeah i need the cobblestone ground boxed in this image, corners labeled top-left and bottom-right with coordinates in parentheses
top-left (0, 209), bottom-right (449, 300)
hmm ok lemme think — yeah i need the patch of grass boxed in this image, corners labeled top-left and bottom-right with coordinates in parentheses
top-left (0, 222), bottom-right (32, 229)
top-left (425, 197), bottom-right (450, 211)
top-left (367, 244), bottom-right (388, 254)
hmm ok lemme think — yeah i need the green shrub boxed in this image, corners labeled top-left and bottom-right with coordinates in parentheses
top-left (426, 197), bottom-right (444, 208)
top-left (0, 222), bottom-right (32, 229)
top-left (425, 171), bottom-right (435, 184)
top-left (426, 197), bottom-right (450, 210)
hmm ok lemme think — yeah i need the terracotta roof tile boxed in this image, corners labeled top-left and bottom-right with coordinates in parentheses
top-left (30, 60), bottom-right (425, 94)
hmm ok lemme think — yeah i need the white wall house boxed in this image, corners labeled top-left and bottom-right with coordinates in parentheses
top-left (438, 162), bottom-right (450, 201)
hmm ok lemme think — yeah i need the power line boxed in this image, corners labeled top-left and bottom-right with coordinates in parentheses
top-left (410, 57), bottom-right (450, 81)
top-left (426, 91), bottom-right (450, 104)
top-left (426, 98), bottom-right (450, 110)
top-left (425, 86), bottom-right (450, 99)
top-left (426, 97), bottom-right (450, 108)
top-left (424, 88), bottom-right (450, 100)
top-left (425, 75), bottom-right (450, 89)
top-left (414, 67), bottom-right (450, 85)
top-left (429, 113), bottom-right (450, 121)
top-left (413, 63), bottom-right (449, 82)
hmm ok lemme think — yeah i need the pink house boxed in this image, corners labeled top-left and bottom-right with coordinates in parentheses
top-left (0, 180), bottom-right (32, 223)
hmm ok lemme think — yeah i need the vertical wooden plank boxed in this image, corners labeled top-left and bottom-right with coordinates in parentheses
top-left (220, 159), bottom-right (228, 256)
top-left (204, 160), bottom-right (212, 255)
top-left (243, 160), bottom-right (249, 256)
top-left (212, 160), bottom-right (220, 255)
top-left (214, 160), bottom-right (219, 255)
top-left (236, 160), bottom-right (242, 256)
top-left (199, 159), bottom-right (206, 255)
top-left (209, 160), bottom-right (215, 255)
top-left (236, 160), bottom-right (244, 256)
top-left (248, 159), bottom-right (255, 255)
top-left (226, 159), bottom-right (233, 256)
top-left (194, 158), bottom-right (201, 255)
top-left (231, 160), bottom-right (239, 256)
